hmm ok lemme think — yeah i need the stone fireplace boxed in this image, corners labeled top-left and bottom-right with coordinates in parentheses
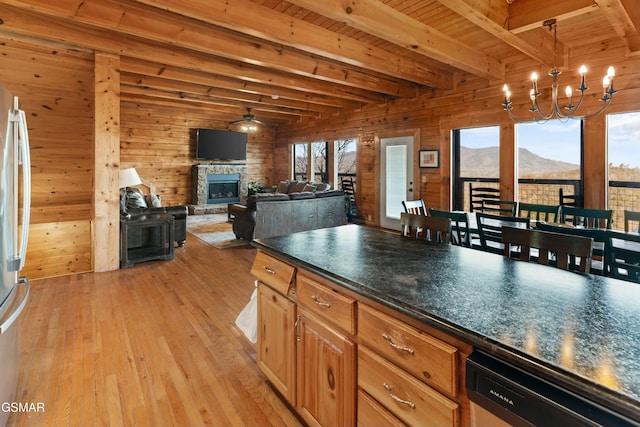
top-left (191, 163), bottom-right (248, 214)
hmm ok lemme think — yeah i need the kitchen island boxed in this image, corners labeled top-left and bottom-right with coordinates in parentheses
top-left (252, 224), bottom-right (640, 426)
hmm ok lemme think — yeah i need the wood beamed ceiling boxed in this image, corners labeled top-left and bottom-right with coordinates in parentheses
top-left (0, 0), bottom-right (637, 129)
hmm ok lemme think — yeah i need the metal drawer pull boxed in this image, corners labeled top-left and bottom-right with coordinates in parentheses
top-left (311, 295), bottom-right (331, 308)
top-left (382, 333), bottom-right (415, 354)
top-left (263, 266), bottom-right (276, 275)
top-left (383, 383), bottom-right (415, 409)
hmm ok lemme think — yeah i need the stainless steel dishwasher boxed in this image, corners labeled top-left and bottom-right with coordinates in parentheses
top-left (466, 350), bottom-right (640, 427)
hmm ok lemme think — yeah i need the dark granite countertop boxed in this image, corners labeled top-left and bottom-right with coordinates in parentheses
top-left (252, 224), bottom-right (640, 422)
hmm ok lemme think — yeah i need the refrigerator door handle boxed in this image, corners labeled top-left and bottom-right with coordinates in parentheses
top-left (17, 108), bottom-right (31, 270)
top-left (0, 276), bottom-right (29, 335)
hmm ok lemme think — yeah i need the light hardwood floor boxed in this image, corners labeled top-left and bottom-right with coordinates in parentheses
top-left (8, 232), bottom-right (302, 427)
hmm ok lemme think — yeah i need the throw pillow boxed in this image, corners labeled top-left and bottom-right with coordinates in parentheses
top-left (276, 180), bottom-right (291, 194)
top-left (126, 188), bottom-right (148, 209)
top-left (302, 184), bottom-right (317, 192)
top-left (289, 180), bottom-right (308, 193)
top-left (314, 183), bottom-right (330, 192)
top-left (146, 193), bottom-right (162, 208)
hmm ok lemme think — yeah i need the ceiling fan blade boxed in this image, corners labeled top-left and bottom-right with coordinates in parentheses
top-left (253, 119), bottom-right (275, 129)
top-left (228, 119), bottom-right (245, 125)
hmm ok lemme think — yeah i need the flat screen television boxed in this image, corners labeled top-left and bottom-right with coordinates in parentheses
top-left (196, 128), bottom-right (247, 160)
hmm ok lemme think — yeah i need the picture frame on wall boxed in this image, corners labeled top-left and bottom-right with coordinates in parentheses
top-left (419, 149), bottom-right (439, 168)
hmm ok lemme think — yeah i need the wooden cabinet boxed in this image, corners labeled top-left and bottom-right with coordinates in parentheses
top-left (296, 272), bottom-right (357, 427)
top-left (296, 308), bottom-right (356, 427)
top-left (257, 282), bottom-right (296, 404)
top-left (358, 303), bottom-right (462, 427)
top-left (253, 251), bottom-right (297, 403)
top-left (357, 389), bottom-right (405, 427)
top-left (252, 251), bottom-right (469, 427)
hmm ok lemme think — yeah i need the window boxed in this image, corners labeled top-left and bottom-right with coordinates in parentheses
top-left (607, 111), bottom-right (640, 229)
top-left (452, 126), bottom-right (500, 211)
top-left (292, 139), bottom-right (357, 188)
top-left (312, 141), bottom-right (328, 183)
top-left (293, 143), bottom-right (308, 180)
top-left (516, 119), bottom-right (582, 206)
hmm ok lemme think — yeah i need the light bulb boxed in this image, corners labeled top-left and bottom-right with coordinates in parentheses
top-left (565, 86), bottom-right (572, 99)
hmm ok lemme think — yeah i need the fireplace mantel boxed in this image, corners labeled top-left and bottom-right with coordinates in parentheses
top-left (190, 163), bottom-right (248, 214)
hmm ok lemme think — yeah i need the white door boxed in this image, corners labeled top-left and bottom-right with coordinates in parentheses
top-left (380, 136), bottom-right (414, 230)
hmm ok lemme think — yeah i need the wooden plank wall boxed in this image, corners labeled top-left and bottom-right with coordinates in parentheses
top-left (119, 101), bottom-right (275, 207)
top-left (1, 37), bottom-right (276, 279)
top-left (0, 38), bottom-right (95, 280)
top-left (275, 36), bottom-right (640, 226)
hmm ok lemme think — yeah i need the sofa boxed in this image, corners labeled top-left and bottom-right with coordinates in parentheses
top-left (229, 180), bottom-right (348, 241)
top-left (122, 188), bottom-right (188, 247)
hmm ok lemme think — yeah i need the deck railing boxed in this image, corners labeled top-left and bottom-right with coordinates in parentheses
top-left (459, 177), bottom-right (639, 231)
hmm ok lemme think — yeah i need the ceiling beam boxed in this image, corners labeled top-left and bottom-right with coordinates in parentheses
top-left (594, 0), bottom-right (640, 55)
top-left (507, 0), bottom-right (597, 34)
top-left (436, 0), bottom-right (562, 69)
top-left (120, 58), bottom-right (364, 111)
top-left (120, 72), bottom-right (341, 116)
top-left (0, 2), bottom-right (392, 108)
top-left (134, 0), bottom-right (453, 90)
top-left (286, 0), bottom-right (503, 81)
top-left (0, 0), bottom-right (416, 98)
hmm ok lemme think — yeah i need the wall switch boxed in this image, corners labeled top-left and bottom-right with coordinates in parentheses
top-left (421, 175), bottom-right (427, 183)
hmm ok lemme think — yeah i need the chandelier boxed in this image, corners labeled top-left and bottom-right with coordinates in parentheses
top-left (502, 19), bottom-right (616, 123)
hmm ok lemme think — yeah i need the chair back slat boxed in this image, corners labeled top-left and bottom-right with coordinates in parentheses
top-left (481, 199), bottom-right (517, 216)
top-left (502, 226), bottom-right (593, 273)
top-left (608, 230), bottom-right (640, 283)
top-left (560, 206), bottom-right (613, 229)
top-left (429, 208), bottom-right (471, 247)
top-left (518, 203), bottom-right (560, 222)
top-left (401, 212), bottom-right (451, 243)
top-left (402, 199), bottom-right (427, 216)
top-left (469, 183), bottom-right (500, 213)
top-left (536, 222), bottom-right (611, 275)
top-left (624, 210), bottom-right (640, 233)
top-left (476, 212), bottom-right (530, 254)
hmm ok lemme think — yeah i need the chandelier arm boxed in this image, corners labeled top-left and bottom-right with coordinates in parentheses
top-left (579, 98), bottom-right (613, 120)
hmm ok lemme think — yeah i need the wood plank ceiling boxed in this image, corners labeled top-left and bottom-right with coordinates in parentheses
top-left (0, 0), bottom-right (637, 129)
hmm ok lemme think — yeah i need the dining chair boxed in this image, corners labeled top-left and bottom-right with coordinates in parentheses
top-left (607, 230), bottom-right (640, 283)
top-left (501, 226), bottom-right (594, 273)
top-left (559, 187), bottom-right (584, 208)
top-left (402, 199), bottom-right (427, 215)
top-left (624, 210), bottom-right (640, 233)
top-left (481, 199), bottom-right (517, 216)
top-left (518, 203), bottom-right (560, 222)
top-left (560, 206), bottom-right (613, 229)
top-left (469, 183), bottom-right (500, 213)
top-left (475, 212), bottom-right (530, 254)
top-left (536, 222), bottom-right (611, 276)
top-left (401, 212), bottom-right (451, 243)
top-left (341, 176), bottom-right (358, 220)
top-left (429, 208), bottom-right (471, 247)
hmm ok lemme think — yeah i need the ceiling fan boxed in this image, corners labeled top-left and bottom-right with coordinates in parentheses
top-left (229, 107), bottom-right (275, 131)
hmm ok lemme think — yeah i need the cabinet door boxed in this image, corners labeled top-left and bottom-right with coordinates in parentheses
top-left (257, 283), bottom-right (296, 404)
top-left (297, 309), bottom-right (356, 427)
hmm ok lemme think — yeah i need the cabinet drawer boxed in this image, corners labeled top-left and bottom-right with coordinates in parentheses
top-left (297, 274), bottom-right (356, 334)
top-left (358, 304), bottom-right (458, 397)
top-left (251, 251), bottom-right (295, 295)
top-left (358, 389), bottom-right (405, 427)
top-left (358, 346), bottom-right (458, 427)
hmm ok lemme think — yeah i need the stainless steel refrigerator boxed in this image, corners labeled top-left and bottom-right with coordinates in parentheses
top-left (0, 87), bottom-right (31, 427)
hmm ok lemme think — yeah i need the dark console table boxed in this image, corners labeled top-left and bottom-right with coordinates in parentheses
top-left (120, 213), bottom-right (174, 268)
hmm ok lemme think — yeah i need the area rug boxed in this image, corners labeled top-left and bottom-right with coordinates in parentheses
top-left (187, 214), bottom-right (250, 248)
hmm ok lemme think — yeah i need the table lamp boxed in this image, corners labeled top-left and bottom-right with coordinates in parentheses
top-left (119, 167), bottom-right (142, 218)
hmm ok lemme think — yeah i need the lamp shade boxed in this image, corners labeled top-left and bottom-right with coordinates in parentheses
top-left (119, 167), bottom-right (142, 188)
